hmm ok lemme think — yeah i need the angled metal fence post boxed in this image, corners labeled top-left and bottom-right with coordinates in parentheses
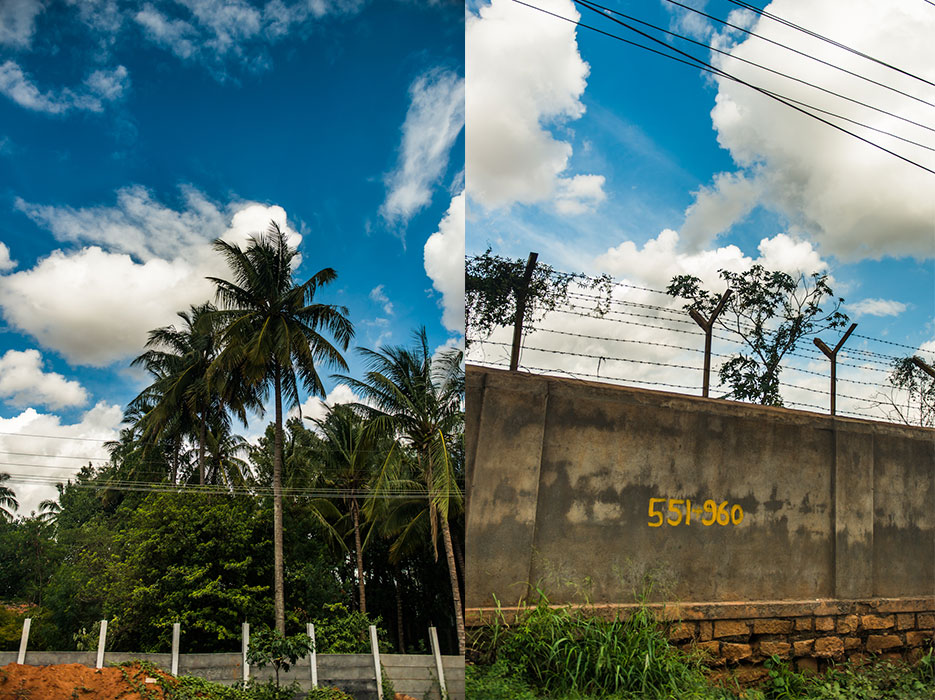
top-left (814, 323), bottom-right (858, 415)
top-left (510, 252), bottom-right (538, 371)
top-left (689, 289), bottom-right (731, 398)
top-left (911, 356), bottom-right (935, 379)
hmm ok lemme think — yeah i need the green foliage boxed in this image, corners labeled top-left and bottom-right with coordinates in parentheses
top-left (465, 249), bottom-right (612, 347)
top-left (303, 687), bottom-right (354, 700)
top-left (878, 356), bottom-right (935, 427)
top-left (466, 660), bottom-right (540, 700)
top-left (667, 265), bottom-right (848, 406)
top-left (247, 627), bottom-right (312, 688)
top-left (473, 594), bottom-right (710, 698)
top-left (312, 602), bottom-right (389, 653)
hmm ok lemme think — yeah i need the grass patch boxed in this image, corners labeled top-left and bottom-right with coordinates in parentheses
top-left (468, 596), bottom-right (935, 700)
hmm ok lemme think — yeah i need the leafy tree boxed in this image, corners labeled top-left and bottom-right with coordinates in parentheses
top-left (210, 221), bottom-right (354, 634)
top-left (466, 249), bottom-right (612, 347)
top-left (667, 265), bottom-right (848, 406)
top-left (0, 473), bottom-right (17, 522)
top-left (875, 355), bottom-right (935, 427)
top-left (342, 328), bottom-right (466, 653)
top-left (246, 627), bottom-right (312, 689)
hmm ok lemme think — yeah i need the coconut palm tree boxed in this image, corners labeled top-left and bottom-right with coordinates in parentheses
top-left (311, 403), bottom-right (393, 614)
top-left (209, 221), bottom-right (354, 634)
top-left (132, 303), bottom-right (255, 485)
top-left (341, 328), bottom-right (466, 653)
top-left (0, 473), bottom-right (18, 522)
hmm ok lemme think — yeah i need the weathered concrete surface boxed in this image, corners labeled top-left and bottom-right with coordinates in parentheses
top-left (466, 366), bottom-right (935, 610)
top-left (0, 652), bottom-right (464, 700)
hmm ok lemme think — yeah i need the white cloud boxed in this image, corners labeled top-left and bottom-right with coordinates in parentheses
top-left (0, 402), bottom-right (121, 514)
top-left (0, 61), bottom-right (129, 114)
top-left (368, 284), bottom-right (394, 315)
top-left (595, 229), bottom-right (828, 291)
top-left (381, 68), bottom-right (465, 227)
top-left (3, 187), bottom-right (302, 366)
top-left (466, 0), bottom-right (605, 214)
top-left (0, 349), bottom-right (88, 410)
top-left (849, 298), bottom-right (908, 318)
top-left (295, 384), bottom-right (366, 426)
top-left (681, 171), bottom-right (761, 251)
top-left (0, 242), bottom-right (15, 271)
top-left (0, 0), bottom-right (43, 48)
top-left (424, 191), bottom-right (465, 334)
top-left (692, 0), bottom-right (935, 260)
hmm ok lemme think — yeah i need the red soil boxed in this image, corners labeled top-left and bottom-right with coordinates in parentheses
top-left (0, 662), bottom-right (172, 699)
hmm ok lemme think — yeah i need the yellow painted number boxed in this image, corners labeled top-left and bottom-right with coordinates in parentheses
top-left (717, 501), bottom-right (730, 525)
top-left (648, 498), bottom-right (665, 527)
top-left (731, 504), bottom-right (744, 525)
top-left (701, 499), bottom-right (717, 526)
top-left (667, 499), bottom-right (685, 526)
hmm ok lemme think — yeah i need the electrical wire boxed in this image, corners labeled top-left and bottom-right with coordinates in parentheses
top-left (723, 0), bottom-right (935, 90)
top-left (659, 0), bottom-right (935, 99)
top-left (511, 0), bottom-right (935, 175)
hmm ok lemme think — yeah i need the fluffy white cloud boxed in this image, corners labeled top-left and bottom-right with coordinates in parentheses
top-left (369, 285), bottom-right (394, 316)
top-left (0, 242), bottom-right (15, 272)
top-left (2, 187), bottom-right (301, 366)
top-left (595, 229), bottom-right (828, 292)
top-left (692, 0), bottom-right (935, 259)
top-left (466, 0), bottom-right (605, 213)
top-left (0, 402), bottom-right (121, 514)
top-left (381, 68), bottom-right (465, 227)
top-left (424, 191), bottom-right (465, 334)
top-left (0, 350), bottom-right (88, 409)
top-left (849, 298), bottom-right (908, 318)
top-left (0, 0), bottom-right (43, 48)
top-left (0, 61), bottom-right (129, 114)
top-left (296, 384), bottom-right (366, 427)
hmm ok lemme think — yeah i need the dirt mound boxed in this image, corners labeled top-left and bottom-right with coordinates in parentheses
top-left (0, 662), bottom-right (174, 699)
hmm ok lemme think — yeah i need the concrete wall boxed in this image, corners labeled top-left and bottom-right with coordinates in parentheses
top-left (0, 651), bottom-right (464, 700)
top-left (466, 365), bottom-right (935, 611)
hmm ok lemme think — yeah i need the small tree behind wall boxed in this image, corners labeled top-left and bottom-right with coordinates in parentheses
top-left (667, 265), bottom-right (849, 406)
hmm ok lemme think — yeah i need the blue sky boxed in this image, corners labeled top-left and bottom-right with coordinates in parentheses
top-left (0, 0), bottom-right (464, 511)
top-left (465, 0), bottom-right (934, 418)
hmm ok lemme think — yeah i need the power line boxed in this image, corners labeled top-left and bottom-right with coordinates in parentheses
top-left (512, 0), bottom-right (935, 175)
top-left (577, 0), bottom-right (935, 127)
top-left (723, 0), bottom-right (935, 90)
top-left (659, 0), bottom-right (935, 100)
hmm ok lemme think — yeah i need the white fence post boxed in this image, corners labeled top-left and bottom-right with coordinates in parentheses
top-left (171, 622), bottom-right (180, 676)
top-left (242, 622), bottom-right (250, 683)
top-left (17, 618), bottom-right (30, 665)
top-left (369, 624), bottom-right (383, 700)
top-left (428, 626), bottom-right (447, 699)
top-left (307, 623), bottom-right (318, 688)
top-left (96, 620), bottom-right (108, 669)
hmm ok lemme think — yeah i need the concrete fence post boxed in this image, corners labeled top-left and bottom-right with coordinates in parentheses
top-left (428, 626), bottom-right (447, 699)
top-left (17, 618), bottom-right (30, 665)
top-left (242, 622), bottom-right (250, 683)
top-left (96, 620), bottom-right (108, 669)
top-left (369, 624), bottom-right (383, 700)
top-left (307, 623), bottom-right (318, 688)
top-left (171, 622), bottom-right (180, 676)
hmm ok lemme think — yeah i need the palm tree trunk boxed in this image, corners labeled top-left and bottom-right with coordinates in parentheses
top-left (439, 515), bottom-right (465, 655)
top-left (394, 566), bottom-right (405, 652)
top-left (199, 413), bottom-right (207, 485)
top-left (352, 496), bottom-right (366, 614)
top-left (273, 366), bottom-right (286, 635)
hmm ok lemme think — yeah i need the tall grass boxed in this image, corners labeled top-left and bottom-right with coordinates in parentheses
top-left (471, 592), bottom-right (713, 698)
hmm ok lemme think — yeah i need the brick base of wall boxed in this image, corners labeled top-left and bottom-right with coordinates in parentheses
top-left (466, 597), bottom-right (935, 669)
